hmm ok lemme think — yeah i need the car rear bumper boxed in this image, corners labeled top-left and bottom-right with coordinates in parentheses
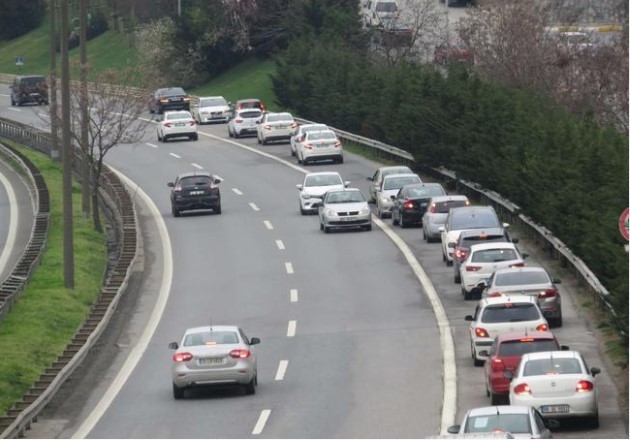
top-left (172, 364), bottom-right (255, 388)
top-left (173, 196), bottom-right (220, 211)
top-left (512, 394), bottom-right (598, 418)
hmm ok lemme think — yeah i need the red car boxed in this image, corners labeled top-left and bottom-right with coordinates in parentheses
top-left (481, 331), bottom-right (568, 405)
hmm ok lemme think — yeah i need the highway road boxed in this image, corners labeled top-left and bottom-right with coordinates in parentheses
top-left (0, 88), bottom-right (626, 439)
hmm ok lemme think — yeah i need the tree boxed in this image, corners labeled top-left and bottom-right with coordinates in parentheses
top-left (0, 0), bottom-right (45, 40)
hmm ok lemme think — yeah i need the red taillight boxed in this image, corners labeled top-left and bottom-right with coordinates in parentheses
top-left (263, 125), bottom-right (271, 130)
top-left (189, 120), bottom-right (196, 126)
top-left (513, 383), bottom-right (531, 395)
top-left (404, 200), bottom-right (414, 209)
top-left (334, 140), bottom-right (341, 148)
top-left (229, 349), bottom-right (251, 359)
top-left (428, 203), bottom-right (437, 213)
top-left (475, 327), bottom-right (489, 338)
top-left (538, 288), bottom-right (558, 299)
top-left (291, 122), bottom-right (298, 128)
top-left (454, 247), bottom-right (468, 261)
top-left (576, 380), bottom-right (594, 392)
top-left (491, 357), bottom-right (505, 372)
top-left (487, 291), bottom-right (503, 297)
top-left (304, 143), bottom-right (313, 150)
top-left (173, 352), bottom-right (193, 362)
top-left (184, 96), bottom-right (191, 102)
top-left (235, 118), bottom-right (244, 123)
top-left (164, 123), bottom-right (172, 128)
top-left (466, 265), bottom-right (482, 272)
top-left (536, 323), bottom-right (549, 331)
top-left (509, 262), bottom-right (525, 268)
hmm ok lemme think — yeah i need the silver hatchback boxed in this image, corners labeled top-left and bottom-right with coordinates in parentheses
top-left (169, 325), bottom-right (260, 399)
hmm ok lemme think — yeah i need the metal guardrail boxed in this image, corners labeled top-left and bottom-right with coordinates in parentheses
top-left (0, 119), bottom-right (138, 439)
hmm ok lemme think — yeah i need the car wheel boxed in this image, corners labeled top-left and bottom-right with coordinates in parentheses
top-left (157, 132), bottom-right (162, 142)
top-left (297, 155), bottom-right (302, 164)
top-left (552, 313), bottom-right (563, 328)
top-left (245, 376), bottom-right (256, 395)
top-left (463, 286), bottom-right (473, 300)
top-left (10, 98), bottom-right (15, 106)
top-left (320, 222), bottom-right (324, 231)
top-left (442, 251), bottom-right (447, 262)
top-left (365, 224), bottom-right (372, 231)
top-left (587, 414), bottom-right (599, 429)
top-left (228, 128), bottom-right (233, 138)
top-left (192, 133), bottom-right (198, 141)
top-left (163, 135), bottom-right (169, 143)
top-left (261, 137), bottom-right (267, 145)
top-left (392, 211), bottom-right (399, 226)
top-left (400, 213), bottom-right (407, 228)
top-left (324, 225), bottom-right (330, 233)
top-left (234, 131), bottom-right (240, 139)
top-left (291, 147), bottom-right (296, 157)
top-left (490, 392), bottom-right (504, 405)
top-left (454, 271), bottom-right (461, 284)
top-left (446, 256), bottom-right (453, 267)
top-left (300, 204), bottom-right (307, 215)
top-left (257, 136), bottom-right (262, 145)
top-left (338, 156), bottom-right (344, 164)
top-left (173, 383), bottom-right (184, 399)
top-left (172, 205), bottom-right (180, 217)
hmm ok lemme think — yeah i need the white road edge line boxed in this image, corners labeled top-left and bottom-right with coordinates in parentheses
top-left (252, 409), bottom-right (271, 435)
top-left (232, 188), bottom-right (243, 195)
top-left (290, 288), bottom-right (298, 303)
top-left (191, 162), bottom-right (203, 169)
top-left (263, 220), bottom-right (273, 230)
top-left (0, 172), bottom-right (19, 276)
top-left (145, 143), bottom-right (158, 149)
top-left (287, 320), bottom-right (297, 337)
top-left (275, 239), bottom-right (285, 250)
top-left (71, 167), bottom-right (174, 439)
top-left (169, 153), bottom-right (181, 159)
top-left (249, 202), bottom-right (260, 211)
top-left (275, 360), bottom-right (289, 380)
top-left (7, 108), bottom-right (21, 112)
top-left (285, 262), bottom-right (294, 274)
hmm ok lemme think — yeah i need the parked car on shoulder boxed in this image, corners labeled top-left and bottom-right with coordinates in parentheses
top-left (227, 108), bottom-right (263, 138)
top-left (10, 75), bottom-right (48, 106)
top-left (422, 195), bottom-right (469, 242)
top-left (157, 110), bottom-right (198, 142)
top-left (150, 87), bottom-right (191, 114)
top-left (168, 171), bottom-right (222, 217)
top-left (257, 112), bottom-right (297, 145)
top-left (390, 182), bottom-right (446, 228)
top-left (376, 173), bottom-right (422, 219)
top-left (191, 96), bottom-right (231, 124)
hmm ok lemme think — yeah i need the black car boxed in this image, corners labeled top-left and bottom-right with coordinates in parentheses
top-left (150, 87), bottom-right (190, 114)
top-left (452, 228), bottom-right (518, 283)
top-left (10, 75), bottom-right (48, 106)
top-left (168, 172), bottom-right (223, 217)
top-left (391, 183), bottom-right (447, 228)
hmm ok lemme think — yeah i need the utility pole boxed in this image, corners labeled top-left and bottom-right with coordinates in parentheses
top-left (60, 0), bottom-right (75, 288)
top-left (49, 0), bottom-right (60, 161)
top-left (80, 0), bottom-right (90, 218)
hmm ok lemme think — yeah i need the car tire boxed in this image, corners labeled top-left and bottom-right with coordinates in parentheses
top-left (245, 376), bottom-right (256, 395)
top-left (552, 313), bottom-right (563, 328)
top-left (400, 213), bottom-right (407, 228)
top-left (463, 286), bottom-right (473, 300)
top-left (163, 135), bottom-right (169, 143)
top-left (338, 156), bottom-right (344, 164)
top-left (587, 414), bottom-right (599, 429)
top-left (300, 204), bottom-right (307, 215)
top-left (490, 392), bottom-right (503, 405)
top-left (297, 155), bottom-right (302, 165)
top-left (261, 137), bottom-right (268, 145)
top-left (324, 225), bottom-right (330, 233)
top-left (442, 250), bottom-right (447, 262)
top-left (257, 136), bottom-right (262, 145)
top-left (157, 132), bottom-right (162, 142)
top-left (320, 222), bottom-right (324, 231)
top-left (454, 271), bottom-right (461, 284)
top-left (172, 205), bottom-right (180, 217)
top-left (365, 224), bottom-right (372, 231)
top-left (446, 257), bottom-right (453, 267)
top-left (291, 147), bottom-right (296, 157)
top-left (234, 131), bottom-right (240, 138)
top-left (214, 204), bottom-right (222, 215)
top-left (173, 383), bottom-right (184, 399)
top-left (228, 128), bottom-right (233, 138)
top-left (392, 212), bottom-right (399, 225)
top-left (192, 133), bottom-right (198, 141)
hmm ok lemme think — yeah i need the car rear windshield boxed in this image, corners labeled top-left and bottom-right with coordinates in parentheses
top-left (498, 339), bottom-right (559, 357)
top-left (465, 414), bottom-right (531, 434)
top-left (307, 131), bottom-right (336, 141)
top-left (495, 271), bottom-right (550, 286)
top-left (20, 77), bottom-right (46, 86)
top-left (382, 167), bottom-right (412, 177)
top-left (305, 174), bottom-right (342, 187)
top-left (406, 185), bottom-right (446, 198)
top-left (164, 88), bottom-right (186, 96)
top-left (200, 98), bottom-right (227, 107)
top-left (434, 199), bottom-right (468, 213)
top-left (303, 125), bottom-right (327, 133)
top-left (184, 331), bottom-right (239, 346)
top-left (326, 192), bottom-right (365, 203)
top-left (376, 2), bottom-right (398, 12)
top-left (451, 211), bottom-right (500, 229)
top-left (383, 175), bottom-right (421, 190)
top-left (461, 236), bottom-right (507, 248)
top-left (179, 176), bottom-right (212, 187)
top-left (238, 100), bottom-right (261, 108)
top-left (268, 114), bottom-right (293, 122)
top-left (239, 110), bottom-right (262, 119)
top-left (471, 248), bottom-right (519, 263)
top-left (481, 303), bottom-right (540, 323)
top-left (523, 358), bottom-right (582, 376)
top-left (166, 112), bottom-right (191, 120)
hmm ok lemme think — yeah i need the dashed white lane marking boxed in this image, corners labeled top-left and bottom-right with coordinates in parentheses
top-left (264, 220), bottom-right (273, 230)
top-left (169, 153), bottom-right (181, 159)
top-left (290, 289), bottom-right (298, 303)
top-left (276, 240), bottom-right (285, 250)
top-left (145, 143), bottom-right (158, 148)
top-left (275, 360), bottom-right (289, 380)
top-left (232, 188), bottom-right (243, 195)
top-left (287, 320), bottom-right (297, 337)
top-left (249, 202), bottom-right (260, 211)
top-left (252, 409), bottom-right (271, 435)
top-left (191, 163), bottom-right (203, 169)
top-left (285, 262), bottom-right (294, 274)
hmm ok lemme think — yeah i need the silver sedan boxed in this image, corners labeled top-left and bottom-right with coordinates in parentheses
top-left (169, 325), bottom-right (260, 399)
top-left (316, 188), bottom-right (372, 233)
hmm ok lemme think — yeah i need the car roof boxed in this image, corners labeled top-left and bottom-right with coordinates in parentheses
top-left (495, 331), bottom-right (557, 343)
top-left (176, 171), bottom-right (212, 179)
top-left (521, 350), bottom-right (580, 361)
top-left (199, 96), bottom-right (226, 100)
top-left (300, 123), bottom-right (327, 129)
top-left (185, 325), bottom-right (239, 334)
top-left (469, 242), bottom-right (516, 252)
top-left (235, 107), bottom-right (262, 113)
top-left (481, 295), bottom-right (537, 306)
top-left (493, 266), bottom-right (546, 275)
top-left (379, 165), bottom-right (412, 172)
top-left (328, 188), bottom-right (361, 193)
top-left (466, 406), bottom-right (531, 417)
top-left (306, 171), bottom-right (341, 177)
top-left (18, 75), bottom-right (46, 80)
top-left (382, 173), bottom-right (419, 180)
top-left (403, 182), bottom-right (443, 188)
top-left (450, 205), bottom-right (496, 215)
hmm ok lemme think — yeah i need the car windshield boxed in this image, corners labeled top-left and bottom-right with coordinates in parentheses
top-left (382, 167), bottom-right (412, 178)
top-left (166, 112), bottom-right (191, 121)
top-left (471, 248), bottom-right (518, 263)
top-left (495, 271), bottom-right (550, 286)
top-left (239, 110), bottom-right (262, 119)
top-left (451, 211), bottom-right (500, 229)
top-left (498, 339), bottom-right (559, 357)
top-left (523, 358), bottom-right (582, 376)
top-left (434, 200), bottom-right (468, 213)
top-left (184, 331), bottom-right (239, 346)
top-left (21, 77), bottom-right (45, 86)
top-left (481, 303), bottom-right (540, 323)
top-left (303, 125), bottom-right (327, 133)
top-left (406, 185), bottom-right (445, 198)
top-left (179, 176), bottom-right (212, 187)
top-left (383, 175), bottom-right (420, 190)
top-left (268, 114), bottom-right (293, 122)
top-left (200, 98), bottom-right (227, 107)
top-left (376, 2), bottom-right (398, 13)
top-left (326, 192), bottom-right (365, 204)
top-left (307, 131), bottom-right (336, 141)
top-left (305, 174), bottom-right (343, 187)
top-left (464, 414), bottom-right (531, 434)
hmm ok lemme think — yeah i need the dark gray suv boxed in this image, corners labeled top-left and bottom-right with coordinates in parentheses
top-left (10, 75), bottom-right (49, 106)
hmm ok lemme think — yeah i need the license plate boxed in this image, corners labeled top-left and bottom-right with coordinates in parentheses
top-left (317, 144), bottom-right (331, 148)
top-left (341, 217), bottom-right (354, 222)
top-left (189, 190), bottom-right (204, 195)
top-left (175, 123), bottom-right (185, 127)
top-left (276, 125), bottom-right (287, 129)
top-left (540, 405), bottom-right (569, 414)
top-left (198, 357), bottom-right (224, 365)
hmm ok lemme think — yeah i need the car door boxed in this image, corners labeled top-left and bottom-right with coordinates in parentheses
top-left (392, 187), bottom-right (405, 220)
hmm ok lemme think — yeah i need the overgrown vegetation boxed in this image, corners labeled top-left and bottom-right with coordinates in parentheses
top-left (0, 1), bottom-right (46, 40)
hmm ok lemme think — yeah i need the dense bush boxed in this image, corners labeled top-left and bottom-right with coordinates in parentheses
top-left (0, 0), bottom-right (45, 40)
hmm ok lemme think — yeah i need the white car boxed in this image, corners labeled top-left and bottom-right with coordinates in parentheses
top-left (447, 405), bottom-right (555, 438)
top-left (508, 350), bottom-right (601, 428)
top-left (422, 195), bottom-right (469, 243)
top-left (465, 295), bottom-right (548, 366)
top-left (297, 172), bottom-right (349, 215)
top-left (257, 112), bottom-right (297, 145)
top-left (366, 165), bottom-right (413, 203)
top-left (376, 173), bottom-right (422, 218)
top-left (316, 188), bottom-right (372, 233)
top-left (460, 242), bottom-right (528, 300)
top-left (228, 108), bottom-right (263, 138)
top-left (297, 130), bottom-right (344, 165)
top-left (191, 96), bottom-right (231, 124)
top-left (157, 110), bottom-right (198, 142)
top-left (439, 205), bottom-right (508, 266)
top-left (363, 0), bottom-right (399, 28)
top-left (290, 123), bottom-right (328, 157)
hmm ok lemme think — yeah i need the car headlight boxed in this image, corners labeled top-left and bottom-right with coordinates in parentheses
top-left (359, 207), bottom-right (371, 215)
top-left (380, 196), bottom-right (391, 203)
top-left (301, 193), bottom-right (312, 200)
top-left (324, 208), bottom-right (337, 217)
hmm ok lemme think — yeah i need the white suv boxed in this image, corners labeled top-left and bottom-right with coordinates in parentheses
top-left (465, 296), bottom-right (549, 366)
top-left (257, 112), bottom-right (297, 145)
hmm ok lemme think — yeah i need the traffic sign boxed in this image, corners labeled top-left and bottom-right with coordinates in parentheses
top-left (619, 208), bottom-right (629, 241)
top-left (15, 56), bottom-right (24, 67)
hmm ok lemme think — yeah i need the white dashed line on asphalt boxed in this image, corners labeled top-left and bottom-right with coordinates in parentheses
top-left (191, 163), bottom-right (203, 169)
top-left (232, 188), bottom-right (243, 195)
top-left (275, 360), bottom-right (289, 380)
top-left (287, 320), bottom-right (297, 337)
top-left (169, 153), bottom-right (181, 159)
top-left (276, 240), bottom-right (285, 250)
top-left (290, 289), bottom-right (298, 303)
top-left (285, 262), bottom-right (294, 274)
top-left (249, 202), bottom-right (260, 211)
top-left (252, 409), bottom-right (271, 435)
top-left (264, 220), bottom-right (273, 230)
top-left (145, 143), bottom-right (158, 148)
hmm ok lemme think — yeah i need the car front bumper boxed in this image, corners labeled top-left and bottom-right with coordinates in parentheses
top-left (322, 214), bottom-right (371, 229)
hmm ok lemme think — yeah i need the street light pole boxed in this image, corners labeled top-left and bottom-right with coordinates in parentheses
top-left (49, 0), bottom-right (60, 161)
top-left (80, 0), bottom-right (90, 218)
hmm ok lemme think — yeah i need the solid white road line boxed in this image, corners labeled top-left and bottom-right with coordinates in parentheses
top-left (290, 289), bottom-right (298, 303)
top-left (252, 409), bottom-right (271, 435)
top-left (285, 262), bottom-right (294, 274)
top-left (275, 360), bottom-right (289, 380)
top-left (232, 188), bottom-right (243, 195)
top-left (72, 168), bottom-right (174, 439)
top-left (0, 172), bottom-right (18, 277)
top-left (169, 153), bottom-right (181, 159)
top-left (263, 220), bottom-right (273, 230)
top-left (145, 143), bottom-right (158, 149)
top-left (7, 108), bottom-right (21, 112)
top-left (191, 163), bottom-right (203, 169)
top-left (287, 320), bottom-right (297, 337)
top-left (38, 112), bottom-right (50, 119)
top-left (249, 202), bottom-right (260, 211)
top-left (275, 240), bottom-right (285, 250)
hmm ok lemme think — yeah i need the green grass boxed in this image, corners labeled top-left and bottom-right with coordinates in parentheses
top-left (0, 143), bottom-right (106, 415)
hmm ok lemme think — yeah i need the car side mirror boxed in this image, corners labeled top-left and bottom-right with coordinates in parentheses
top-left (560, 345), bottom-right (570, 351)
top-left (448, 242), bottom-right (456, 249)
top-left (390, 195), bottom-right (396, 200)
top-left (447, 426), bottom-right (460, 434)
top-left (464, 315), bottom-right (474, 321)
top-left (591, 367), bottom-right (601, 377)
top-left (168, 342), bottom-right (179, 349)
top-left (511, 238), bottom-right (519, 244)
top-left (478, 350), bottom-right (489, 357)
top-left (167, 182), bottom-right (174, 187)
top-left (545, 419), bottom-right (561, 430)
top-left (366, 176), bottom-right (374, 182)
top-left (296, 184), bottom-right (303, 190)
top-left (503, 370), bottom-right (514, 380)
top-left (213, 177), bottom-right (223, 184)
top-left (553, 278), bottom-right (562, 284)
top-left (522, 253), bottom-right (529, 259)
top-left (249, 337), bottom-right (261, 345)
top-left (344, 181), bottom-right (350, 187)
